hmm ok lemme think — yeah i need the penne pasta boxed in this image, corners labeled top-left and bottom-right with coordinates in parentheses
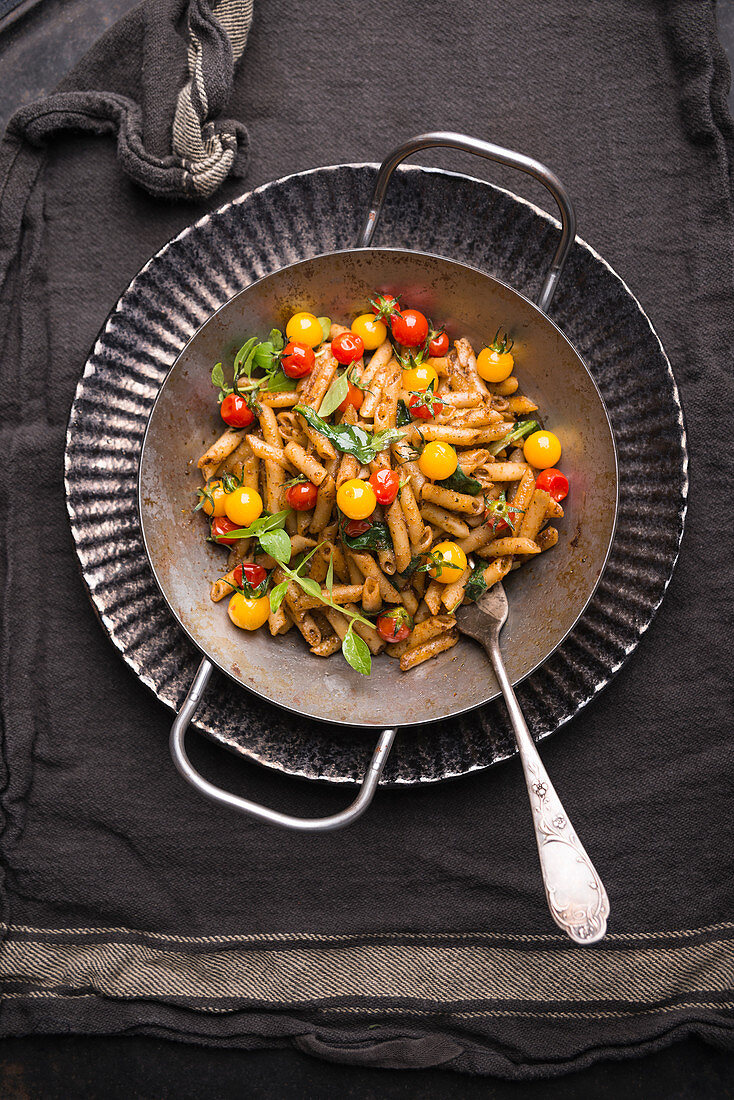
top-left (399, 629), bottom-right (459, 671)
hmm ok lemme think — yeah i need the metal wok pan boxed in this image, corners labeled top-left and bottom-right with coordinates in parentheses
top-left (138, 133), bottom-right (618, 831)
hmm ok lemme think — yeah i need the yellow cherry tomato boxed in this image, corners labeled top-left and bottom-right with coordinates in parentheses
top-left (228, 592), bottom-right (270, 630)
top-left (224, 486), bottom-right (263, 527)
top-left (523, 430), bottom-right (562, 469)
top-left (200, 479), bottom-right (227, 517)
top-left (418, 441), bottom-right (458, 480)
top-left (285, 311), bottom-right (323, 348)
top-left (476, 346), bottom-right (515, 383)
top-left (402, 364), bottom-right (438, 392)
top-left (351, 313), bottom-right (387, 350)
top-left (428, 541), bottom-right (468, 584)
top-left (336, 478), bottom-right (377, 520)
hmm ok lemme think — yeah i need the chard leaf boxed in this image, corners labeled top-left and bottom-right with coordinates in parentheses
top-left (318, 371), bottom-right (350, 418)
top-left (488, 419), bottom-right (538, 456)
top-left (340, 520), bottom-right (393, 552)
top-left (295, 404), bottom-right (405, 462)
top-left (342, 627), bottom-right (371, 676)
top-left (438, 466), bottom-right (483, 495)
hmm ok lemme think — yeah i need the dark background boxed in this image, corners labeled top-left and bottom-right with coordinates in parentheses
top-left (1, 1), bottom-right (733, 1096)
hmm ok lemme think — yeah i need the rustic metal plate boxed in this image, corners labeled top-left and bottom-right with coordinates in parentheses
top-left (65, 165), bottom-right (687, 783)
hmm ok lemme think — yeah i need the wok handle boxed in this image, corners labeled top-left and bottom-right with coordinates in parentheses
top-left (170, 658), bottom-right (397, 831)
top-left (358, 132), bottom-right (576, 312)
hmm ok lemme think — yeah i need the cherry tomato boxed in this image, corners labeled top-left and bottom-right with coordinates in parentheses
top-left (336, 478), bottom-right (377, 520)
top-left (224, 486), bottom-right (263, 526)
top-left (220, 392), bottom-right (255, 428)
top-left (402, 364), bottom-right (438, 392)
top-left (535, 468), bottom-right (569, 502)
top-left (210, 516), bottom-right (240, 544)
top-left (199, 479), bottom-right (227, 517)
top-left (477, 330), bottom-right (515, 382)
top-left (344, 519), bottom-right (371, 538)
top-left (368, 468), bottom-right (400, 505)
top-left (408, 392), bottom-right (444, 420)
top-left (228, 592), bottom-right (270, 630)
top-left (281, 341), bottom-right (315, 379)
top-left (391, 308), bottom-right (429, 348)
top-left (524, 430), bottom-right (562, 469)
top-left (337, 381), bottom-right (364, 413)
top-left (233, 562), bottom-right (268, 589)
top-left (352, 314), bottom-right (387, 350)
top-left (428, 330), bottom-right (449, 356)
top-left (285, 312), bottom-right (323, 348)
top-left (428, 541), bottom-right (468, 584)
top-left (371, 293), bottom-right (399, 319)
top-left (332, 331), bottom-right (364, 365)
top-left (285, 481), bottom-right (318, 511)
top-left (376, 607), bottom-right (413, 643)
top-left (418, 441), bottom-right (458, 480)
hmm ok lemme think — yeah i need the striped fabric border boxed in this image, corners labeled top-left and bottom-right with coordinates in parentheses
top-left (1, 922), bottom-right (733, 1016)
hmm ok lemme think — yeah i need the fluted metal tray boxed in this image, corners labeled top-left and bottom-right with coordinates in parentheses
top-left (64, 163), bottom-right (687, 785)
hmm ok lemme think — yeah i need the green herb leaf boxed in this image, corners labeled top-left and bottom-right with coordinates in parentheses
top-left (223, 509), bottom-right (290, 540)
top-left (318, 316), bottom-right (331, 343)
top-left (318, 371), bottom-right (350, 418)
top-left (396, 399), bottom-right (412, 427)
top-left (270, 328), bottom-right (285, 353)
top-left (295, 404), bottom-right (405, 462)
top-left (464, 563), bottom-right (489, 603)
top-left (269, 580), bottom-right (289, 613)
top-left (297, 576), bottom-right (322, 599)
top-left (340, 519), bottom-right (393, 552)
top-left (233, 337), bottom-right (259, 380)
top-left (263, 368), bottom-right (293, 393)
top-left (397, 555), bottom-right (423, 579)
top-left (437, 467), bottom-right (483, 495)
top-left (259, 528), bottom-right (292, 563)
top-left (212, 363), bottom-right (225, 390)
top-left (325, 553), bottom-right (334, 597)
top-left (488, 419), bottom-right (538, 456)
top-left (342, 626), bottom-right (371, 676)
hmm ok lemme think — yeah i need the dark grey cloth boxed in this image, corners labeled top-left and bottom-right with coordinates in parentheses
top-left (0, 0), bottom-right (733, 1080)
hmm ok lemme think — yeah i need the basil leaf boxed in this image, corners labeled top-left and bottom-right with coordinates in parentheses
top-left (488, 419), bottom-right (538, 456)
top-left (341, 520), bottom-right (393, 552)
top-left (342, 627), bottom-right (371, 676)
top-left (212, 363), bottom-right (225, 389)
top-left (325, 553), bottom-right (334, 597)
top-left (224, 509), bottom-right (290, 540)
top-left (263, 368), bottom-right (293, 393)
top-left (318, 316), bottom-right (331, 343)
top-left (297, 576), bottom-right (322, 599)
top-left (396, 399), bottom-right (412, 427)
top-left (437, 467), bottom-right (483, 495)
top-left (233, 337), bottom-right (258, 379)
top-left (270, 329), bottom-right (285, 353)
top-left (464, 564), bottom-right (489, 603)
top-left (398, 555), bottom-right (423, 579)
top-left (318, 371), bottom-right (350, 418)
top-left (253, 343), bottom-right (277, 371)
top-left (269, 580), bottom-right (289, 614)
top-left (296, 404), bottom-right (405, 462)
top-left (259, 528), bottom-right (292, 563)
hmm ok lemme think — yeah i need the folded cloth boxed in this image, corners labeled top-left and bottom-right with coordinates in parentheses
top-left (0, 0), bottom-right (733, 1079)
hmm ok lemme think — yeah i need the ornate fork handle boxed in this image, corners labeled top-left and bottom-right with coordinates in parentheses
top-left (486, 633), bottom-right (609, 944)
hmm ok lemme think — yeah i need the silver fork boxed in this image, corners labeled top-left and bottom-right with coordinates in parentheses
top-left (457, 580), bottom-right (610, 944)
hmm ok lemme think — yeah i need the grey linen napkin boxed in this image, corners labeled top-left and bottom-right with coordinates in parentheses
top-left (0, 0), bottom-right (732, 1079)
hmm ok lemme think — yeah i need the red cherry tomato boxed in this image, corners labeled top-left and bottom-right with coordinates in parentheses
top-left (233, 562), bottom-right (268, 589)
top-left (428, 330), bottom-right (449, 356)
top-left (390, 308), bottom-right (429, 348)
top-left (332, 331), bottom-right (364, 365)
top-left (368, 468), bottom-right (400, 505)
top-left (285, 481), bottom-right (318, 511)
top-left (220, 392), bottom-right (255, 428)
top-left (408, 392), bottom-right (444, 420)
top-left (376, 607), bottom-right (413, 643)
top-left (371, 293), bottom-right (399, 318)
top-left (535, 468), bottom-right (569, 502)
top-left (281, 342), bottom-right (315, 379)
top-left (344, 519), bottom-right (371, 537)
top-left (337, 381), bottom-right (365, 413)
top-left (210, 516), bottom-right (241, 544)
